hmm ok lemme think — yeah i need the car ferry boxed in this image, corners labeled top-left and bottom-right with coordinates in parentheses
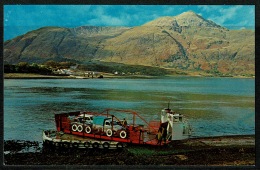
top-left (43, 107), bottom-right (192, 149)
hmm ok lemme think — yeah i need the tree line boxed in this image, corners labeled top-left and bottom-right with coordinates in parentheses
top-left (4, 61), bottom-right (77, 74)
top-left (4, 62), bottom-right (53, 75)
top-left (4, 60), bottom-right (169, 76)
top-left (78, 62), bottom-right (169, 76)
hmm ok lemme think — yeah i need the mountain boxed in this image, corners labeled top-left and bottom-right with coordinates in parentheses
top-left (4, 26), bottom-right (130, 63)
top-left (143, 11), bottom-right (224, 28)
top-left (4, 11), bottom-right (255, 76)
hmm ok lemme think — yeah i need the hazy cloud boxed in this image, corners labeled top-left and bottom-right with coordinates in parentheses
top-left (198, 5), bottom-right (254, 28)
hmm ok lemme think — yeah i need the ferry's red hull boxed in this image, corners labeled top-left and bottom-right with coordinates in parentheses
top-left (55, 110), bottom-right (165, 146)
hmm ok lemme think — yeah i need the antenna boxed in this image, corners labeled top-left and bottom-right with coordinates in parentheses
top-left (167, 102), bottom-right (170, 109)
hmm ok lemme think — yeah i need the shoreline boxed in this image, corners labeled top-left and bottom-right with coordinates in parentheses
top-left (4, 73), bottom-right (255, 79)
top-left (4, 135), bottom-right (255, 166)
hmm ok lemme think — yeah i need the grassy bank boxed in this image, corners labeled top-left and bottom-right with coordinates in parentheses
top-left (4, 72), bottom-right (255, 79)
top-left (4, 73), bottom-right (156, 79)
top-left (4, 73), bottom-right (72, 79)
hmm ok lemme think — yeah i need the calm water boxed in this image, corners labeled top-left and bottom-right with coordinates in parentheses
top-left (4, 76), bottom-right (255, 142)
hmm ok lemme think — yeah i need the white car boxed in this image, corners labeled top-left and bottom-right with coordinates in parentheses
top-left (71, 114), bottom-right (93, 132)
top-left (89, 116), bottom-right (127, 139)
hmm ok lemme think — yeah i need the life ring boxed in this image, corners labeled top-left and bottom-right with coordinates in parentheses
top-left (106, 129), bottom-right (113, 137)
top-left (119, 130), bottom-right (127, 139)
top-left (102, 142), bottom-right (110, 149)
top-left (72, 124), bottom-right (78, 132)
top-left (85, 126), bottom-right (92, 133)
top-left (77, 125), bottom-right (83, 132)
top-left (116, 142), bottom-right (124, 149)
top-left (83, 142), bottom-right (91, 148)
top-left (92, 142), bottom-right (99, 149)
top-left (72, 142), bottom-right (79, 148)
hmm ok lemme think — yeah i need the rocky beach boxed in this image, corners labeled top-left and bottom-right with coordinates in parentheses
top-left (3, 135), bottom-right (255, 167)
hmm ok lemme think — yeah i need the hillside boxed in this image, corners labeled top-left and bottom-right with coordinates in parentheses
top-left (4, 11), bottom-right (255, 76)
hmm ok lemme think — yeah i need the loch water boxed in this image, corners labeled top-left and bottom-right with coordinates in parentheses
top-left (4, 76), bottom-right (255, 142)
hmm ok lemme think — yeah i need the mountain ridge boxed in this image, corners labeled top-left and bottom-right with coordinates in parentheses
top-left (143, 11), bottom-right (224, 30)
top-left (4, 11), bottom-right (255, 76)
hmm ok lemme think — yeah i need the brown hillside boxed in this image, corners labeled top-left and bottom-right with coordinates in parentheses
top-left (4, 11), bottom-right (255, 76)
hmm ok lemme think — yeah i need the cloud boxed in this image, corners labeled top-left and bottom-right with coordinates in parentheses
top-left (217, 6), bottom-right (243, 24)
top-left (84, 5), bottom-right (163, 26)
top-left (198, 5), bottom-right (254, 28)
top-left (83, 6), bottom-right (129, 26)
top-left (88, 15), bottom-right (126, 26)
top-left (198, 5), bottom-right (221, 13)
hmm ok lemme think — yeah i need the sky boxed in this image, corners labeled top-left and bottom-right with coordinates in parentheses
top-left (4, 5), bottom-right (255, 41)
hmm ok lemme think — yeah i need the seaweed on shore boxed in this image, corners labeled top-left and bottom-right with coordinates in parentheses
top-left (3, 140), bottom-right (255, 166)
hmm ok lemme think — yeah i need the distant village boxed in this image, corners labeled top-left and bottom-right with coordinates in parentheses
top-left (53, 65), bottom-right (126, 78)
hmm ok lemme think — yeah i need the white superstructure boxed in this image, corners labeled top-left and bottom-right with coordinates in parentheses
top-left (161, 108), bottom-right (192, 140)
